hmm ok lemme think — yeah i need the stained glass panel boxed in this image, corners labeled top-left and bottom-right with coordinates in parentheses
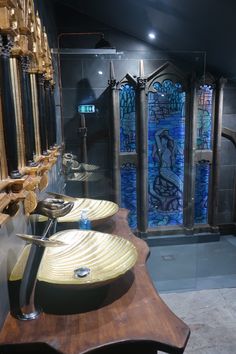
top-left (120, 163), bottom-right (137, 228)
top-left (196, 85), bottom-right (213, 150)
top-left (194, 162), bottom-right (210, 224)
top-left (148, 79), bottom-right (186, 227)
top-left (119, 84), bottom-right (136, 152)
top-left (194, 85), bottom-right (213, 224)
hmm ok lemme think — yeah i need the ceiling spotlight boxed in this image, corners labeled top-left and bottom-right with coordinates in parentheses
top-left (148, 32), bottom-right (156, 40)
top-left (98, 70), bottom-right (103, 75)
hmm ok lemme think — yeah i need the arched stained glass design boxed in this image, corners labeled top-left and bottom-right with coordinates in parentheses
top-left (119, 83), bottom-right (137, 228)
top-left (148, 79), bottom-right (186, 227)
top-left (194, 84), bottom-right (213, 224)
top-left (119, 84), bottom-right (136, 152)
top-left (194, 162), bottom-right (210, 224)
top-left (196, 85), bottom-right (213, 150)
top-left (120, 163), bottom-right (137, 228)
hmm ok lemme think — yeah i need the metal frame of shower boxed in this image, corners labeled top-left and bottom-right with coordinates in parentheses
top-left (109, 60), bottom-right (226, 239)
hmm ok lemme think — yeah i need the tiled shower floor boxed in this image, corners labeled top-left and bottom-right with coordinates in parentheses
top-left (147, 235), bottom-right (236, 293)
top-left (148, 236), bottom-right (236, 353)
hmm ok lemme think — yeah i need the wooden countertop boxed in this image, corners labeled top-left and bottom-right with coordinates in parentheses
top-left (0, 209), bottom-right (190, 354)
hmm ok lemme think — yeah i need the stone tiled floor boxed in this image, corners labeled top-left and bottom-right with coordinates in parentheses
top-left (159, 288), bottom-right (236, 354)
top-left (147, 236), bottom-right (236, 354)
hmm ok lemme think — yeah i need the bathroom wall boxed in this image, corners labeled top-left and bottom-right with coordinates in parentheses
top-left (0, 161), bottom-right (64, 329)
top-left (0, 1), bottom-right (63, 330)
top-left (57, 2), bottom-right (236, 231)
top-left (218, 81), bottom-right (236, 227)
top-left (56, 3), bottom-right (204, 202)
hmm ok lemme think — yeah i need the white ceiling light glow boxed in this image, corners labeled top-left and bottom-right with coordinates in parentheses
top-left (148, 32), bottom-right (156, 40)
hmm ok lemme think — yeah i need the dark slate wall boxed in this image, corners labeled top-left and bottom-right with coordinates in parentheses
top-left (61, 52), bottom-right (177, 200)
top-left (34, 0), bottom-right (63, 144)
top-left (57, 2), bottom-right (236, 227)
top-left (57, 3), bottom-right (205, 200)
top-left (0, 1), bottom-right (62, 331)
top-left (34, 0), bottom-right (57, 47)
top-left (218, 82), bottom-right (236, 225)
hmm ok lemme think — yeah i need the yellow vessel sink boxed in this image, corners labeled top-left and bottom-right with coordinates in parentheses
top-left (9, 230), bottom-right (137, 315)
top-left (37, 229), bottom-right (138, 287)
top-left (37, 198), bottom-right (119, 224)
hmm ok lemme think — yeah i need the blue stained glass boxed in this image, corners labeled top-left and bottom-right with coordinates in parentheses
top-left (196, 85), bottom-right (213, 150)
top-left (194, 162), bottom-right (210, 224)
top-left (120, 163), bottom-right (137, 228)
top-left (148, 79), bottom-right (186, 227)
top-left (119, 84), bottom-right (136, 152)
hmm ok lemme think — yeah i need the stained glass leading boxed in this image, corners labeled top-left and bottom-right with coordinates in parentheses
top-left (120, 163), bottom-right (137, 228)
top-left (119, 84), bottom-right (136, 152)
top-left (194, 162), bottom-right (210, 224)
top-left (119, 83), bottom-right (137, 228)
top-left (196, 85), bottom-right (213, 150)
top-left (194, 85), bottom-right (213, 224)
top-left (148, 79), bottom-right (186, 227)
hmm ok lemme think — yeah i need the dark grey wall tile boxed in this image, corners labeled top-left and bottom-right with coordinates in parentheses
top-left (220, 137), bottom-right (236, 166)
top-left (222, 114), bottom-right (236, 130)
top-left (143, 59), bottom-right (169, 77)
top-left (219, 165), bottom-right (236, 190)
top-left (218, 189), bottom-right (234, 213)
top-left (62, 87), bottom-right (106, 119)
top-left (224, 81), bottom-right (236, 90)
top-left (82, 59), bottom-right (109, 89)
top-left (60, 58), bottom-right (83, 88)
top-left (217, 212), bottom-right (234, 224)
top-left (223, 87), bottom-right (236, 114)
top-left (112, 59), bottom-right (139, 80)
top-left (88, 142), bottom-right (110, 168)
top-left (62, 88), bottom-right (78, 118)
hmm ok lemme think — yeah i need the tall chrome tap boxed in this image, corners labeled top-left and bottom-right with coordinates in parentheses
top-left (10, 197), bottom-right (73, 321)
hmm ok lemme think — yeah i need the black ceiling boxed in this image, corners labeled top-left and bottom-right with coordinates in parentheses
top-left (54, 0), bottom-right (236, 78)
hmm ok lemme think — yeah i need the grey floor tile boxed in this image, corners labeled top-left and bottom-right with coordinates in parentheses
top-left (219, 288), bottom-right (236, 314)
top-left (149, 237), bottom-right (236, 354)
top-left (161, 289), bottom-right (235, 324)
top-left (185, 323), bottom-right (236, 354)
top-left (155, 278), bottom-right (197, 293)
top-left (225, 235), bottom-right (236, 246)
top-left (148, 235), bottom-right (236, 293)
top-left (196, 274), bottom-right (236, 290)
top-left (196, 240), bottom-right (236, 278)
top-left (159, 289), bottom-right (236, 354)
top-left (147, 243), bottom-right (197, 283)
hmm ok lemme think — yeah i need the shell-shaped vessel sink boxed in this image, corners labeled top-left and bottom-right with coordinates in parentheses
top-left (38, 197), bottom-right (119, 224)
top-left (37, 229), bottom-right (137, 288)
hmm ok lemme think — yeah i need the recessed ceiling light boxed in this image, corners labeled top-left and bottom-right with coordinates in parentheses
top-left (98, 70), bottom-right (103, 75)
top-left (148, 32), bottom-right (156, 40)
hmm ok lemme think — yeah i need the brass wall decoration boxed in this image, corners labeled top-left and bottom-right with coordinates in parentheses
top-left (30, 71), bottom-right (41, 156)
top-left (9, 56), bottom-right (25, 169)
top-left (0, 0), bottom-right (60, 225)
top-left (38, 172), bottom-right (48, 192)
top-left (0, 33), bottom-right (20, 176)
top-left (0, 94), bottom-right (8, 180)
top-left (19, 54), bottom-right (36, 164)
top-left (23, 190), bottom-right (37, 214)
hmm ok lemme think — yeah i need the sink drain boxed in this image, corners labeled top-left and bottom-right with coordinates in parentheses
top-left (74, 267), bottom-right (90, 278)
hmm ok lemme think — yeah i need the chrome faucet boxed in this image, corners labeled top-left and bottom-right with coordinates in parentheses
top-left (10, 197), bottom-right (74, 321)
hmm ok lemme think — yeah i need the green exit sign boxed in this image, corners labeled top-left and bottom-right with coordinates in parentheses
top-left (78, 105), bottom-right (96, 113)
